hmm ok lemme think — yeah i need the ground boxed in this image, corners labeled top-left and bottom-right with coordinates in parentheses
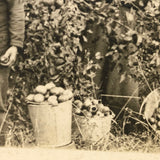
top-left (0, 147), bottom-right (160, 160)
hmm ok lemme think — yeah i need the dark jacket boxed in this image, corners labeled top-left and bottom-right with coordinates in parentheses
top-left (0, 0), bottom-right (25, 53)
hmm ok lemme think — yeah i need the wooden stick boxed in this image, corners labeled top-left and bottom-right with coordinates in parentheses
top-left (101, 94), bottom-right (141, 99)
top-left (73, 114), bottom-right (84, 139)
top-left (0, 101), bottom-right (13, 134)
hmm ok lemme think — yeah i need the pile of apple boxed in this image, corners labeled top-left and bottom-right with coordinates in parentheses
top-left (148, 107), bottom-right (160, 131)
top-left (73, 97), bottom-right (114, 118)
top-left (26, 82), bottom-right (73, 106)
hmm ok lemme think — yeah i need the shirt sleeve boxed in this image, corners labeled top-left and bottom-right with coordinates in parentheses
top-left (7, 0), bottom-right (25, 49)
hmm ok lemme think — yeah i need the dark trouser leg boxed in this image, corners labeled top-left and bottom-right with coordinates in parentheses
top-left (104, 60), bottom-right (140, 115)
top-left (0, 66), bottom-right (10, 146)
top-left (83, 24), bottom-right (109, 98)
top-left (0, 113), bottom-right (7, 146)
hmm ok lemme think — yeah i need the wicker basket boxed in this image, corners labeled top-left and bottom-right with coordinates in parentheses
top-left (75, 115), bottom-right (112, 143)
top-left (140, 88), bottom-right (160, 120)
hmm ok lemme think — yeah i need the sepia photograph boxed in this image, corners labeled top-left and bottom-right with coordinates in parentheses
top-left (0, 0), bottom-right (160, 159)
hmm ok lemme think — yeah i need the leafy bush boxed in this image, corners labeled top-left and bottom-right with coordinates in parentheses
top-left (8, 0), bottom-right (107, 145)
top-left (7, 0), bottom-right (160, 146)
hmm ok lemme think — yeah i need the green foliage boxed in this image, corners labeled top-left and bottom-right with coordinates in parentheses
top-left (8, 0), bottom-right (108, 145)
top-left (104, 0), bottom-right (160, 95)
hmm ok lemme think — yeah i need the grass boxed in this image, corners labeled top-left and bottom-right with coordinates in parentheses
top-left (72, 129), bottom-right (160, 153)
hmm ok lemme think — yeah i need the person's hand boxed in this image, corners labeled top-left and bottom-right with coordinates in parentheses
top-left (0, 46), bottom-right (18, 67)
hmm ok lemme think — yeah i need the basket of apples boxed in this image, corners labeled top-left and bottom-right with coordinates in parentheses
top-left (26, 82), bottom-right (73, 147)
top-left (73, 97), bottom-right (115, 143)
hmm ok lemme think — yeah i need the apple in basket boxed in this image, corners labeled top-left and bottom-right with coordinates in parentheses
top-left (73, 97), bottom-right (115, 118)
top-left (26, 82), bottom-right (73, 106)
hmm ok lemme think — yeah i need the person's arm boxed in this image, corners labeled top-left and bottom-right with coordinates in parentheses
top-left (0, 0), bottom-right (25, 66)
top-left (7, 0), bottom-right (25, 49)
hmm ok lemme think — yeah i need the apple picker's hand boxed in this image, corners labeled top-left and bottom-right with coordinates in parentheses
top-left (0, 46), bottom-right (18, 67)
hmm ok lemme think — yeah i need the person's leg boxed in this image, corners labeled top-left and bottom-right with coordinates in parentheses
top-left (0, 113), bottom-right (7, 146)
top-left (104, 58), bottom-right (140, 115)
top-left (0, 66), bottom-right (10, 146)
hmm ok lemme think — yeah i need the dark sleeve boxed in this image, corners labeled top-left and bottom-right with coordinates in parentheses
top-left (7, 0), bottom-right (25, 49)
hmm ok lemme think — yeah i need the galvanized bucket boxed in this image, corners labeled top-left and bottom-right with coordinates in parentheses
top-left (28, 100), bottom-right (72, 147)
